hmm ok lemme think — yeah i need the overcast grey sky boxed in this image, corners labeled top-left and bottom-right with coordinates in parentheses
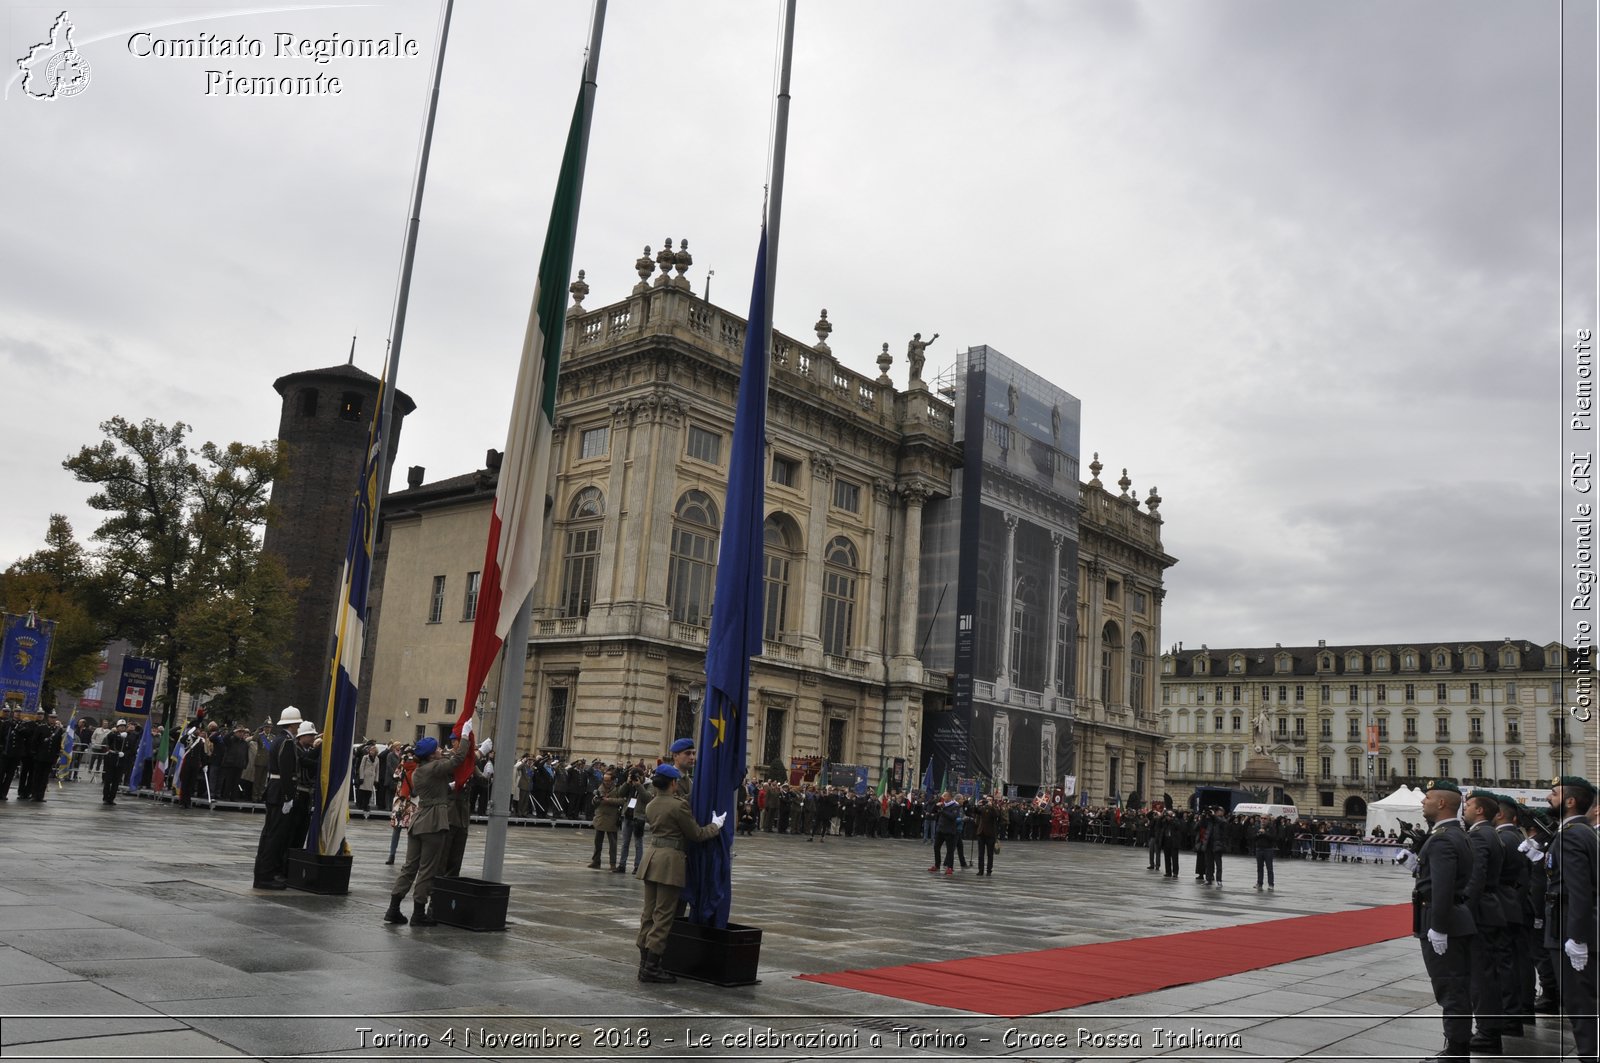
top-left (0, 0), bottom-right (1582, 650)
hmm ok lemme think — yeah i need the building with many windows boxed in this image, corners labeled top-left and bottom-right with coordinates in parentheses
top-left (351, 242), bottom-right (1173, 795)
top-left (1158, 638), bottom-right (1592, 819)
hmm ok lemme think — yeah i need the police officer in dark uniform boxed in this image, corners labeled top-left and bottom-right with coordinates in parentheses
top-left (1488, 793), bottom-right (1531, 1036)
top-left (1412, 778), bottom-right (1476, 1063)
top-left (252, 707), bottom-right (314, 889)
top-left (1544, 775), bottom-right (1599, 1063)
top-left (1462, 789), bottom-right (1507, 1053)
top-left (0, 706), bottom-right (20, 799)
top-left (101, 720), bottom-right (133, 805)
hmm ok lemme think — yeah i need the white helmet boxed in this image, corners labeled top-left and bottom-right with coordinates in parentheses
top-left (276, 706), bottom-right (303, 727)
top-left (295, 721), bottom-right (319, 738)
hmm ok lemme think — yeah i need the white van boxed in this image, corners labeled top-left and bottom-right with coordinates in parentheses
top-left (1233, 802), bottom-right (1298, 819)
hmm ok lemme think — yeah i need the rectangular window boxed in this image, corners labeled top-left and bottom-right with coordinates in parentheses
top-left (762, 707), bottom-right (787, 769)
top-left (1406, 756), bottom-right (1417, 777)
top-left (1437, 682), bottom-right (1448, 701)
top-left (1438, 757), bottom-right (1451, 778)
top-left (687, 425), bottom-right (723, 464)
top-left (1508, 758), bottom-right (1521, 780)
top-left (545, 688), bottom-right (569, 748)
top-left (1404, 717), bottom-right (1417, 738)
top-left (1469, 682), bottom-right (1480, 700)
top-left (1215, 686), bottom-right (1224, 704)
top-left (1404, 682), bottom-right (1415, 702)
top-left (463, 570), bottom-right (481, 621)
top-left (1230, 750), bottom-right (1242, 775)
top-left (1507, 721), bottom-right (1520, 742)
top-left (1295, 684), bottom-right (1305, 702)
top-left (1105, 579), bottom-right (1120, 603)
top-left (1320, 756), bottom-right (1332, 777)
top-left (1277, 717), bottom-right (1288, 736)
top-left (1471, 757), bottom-right (1483, 779)
top-left (1214, 714), bottom-right (1223, 732)
top-left (445, 698), bottom-right (456, 716)
top-left (1377, 756), bottom-right (1388, 777)
top-left (1349, 720), bottom-right (1360, 740)
top-left (1469, 717), bottom-right (1482, 738)
top-left (1349, 756), bottom-right (1361, 777)
top-left (1436, 719), bottom-right (1450, 739)
top-left (1132, 591), bottom-right (1147, 614)
top-left (1231, 685), bottom-right (1241, 703)
top-left (1232, 715), bottom-right (1242, 731)
top-left (1320, 684), bottom-right (1330, 701)
top-left (428, 575), bottom-right (446, 623)
top-left (383, 719), bottom-right (392, 734)
top-left (771, 455), bottom-right (799, 487)
top-left (416, 725), bottom-right (426, 741)
top-left (417, 697), bottom-right (429, 715)
top-left (832, 479), bottom-right (861, 513)
top-left (1294, 717), bottom-right (1305, 736)
top-left (1278, 684), bottom-right (1288, 703)
top-left (1295, 756), bottom-right (1305, 777)
top-left (1504, 682), bottom-right (1516, 701)
top-left (1376, 685), bottom-right (1387, 702)
top-left (1320, 719), bottom-right (1331, 738)
top-left (1377, 718), bottom-right (1388, 738)
top-left (1348, 684), bottom-right (1359, 702)
top-left (579, 425), bottom-right (609, 459)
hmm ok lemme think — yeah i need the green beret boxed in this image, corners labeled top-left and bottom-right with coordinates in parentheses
top-left (1552, 776), bottom-right (1596, 796)
top-left (1423, 778), bottom-right (1461, 794)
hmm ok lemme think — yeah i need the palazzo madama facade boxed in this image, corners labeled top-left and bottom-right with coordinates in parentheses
top-left (354, 243), bottom-right (1174, 797)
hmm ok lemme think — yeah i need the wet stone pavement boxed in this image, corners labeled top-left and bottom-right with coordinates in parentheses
top-left (0, 781), bottom-right (1586, 1062)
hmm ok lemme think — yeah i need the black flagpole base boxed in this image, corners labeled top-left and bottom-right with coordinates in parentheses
top-left (285, 849), bottom-right (353, 895)
top-left (431, 876), bottom-right (510, 932)
top-left (663, 917), bottom-right (763, 986)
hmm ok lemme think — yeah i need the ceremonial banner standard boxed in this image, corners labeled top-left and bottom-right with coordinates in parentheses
top-left (0, 613), bottom-right (55, 712)
top-left (113, 656), bottom-right (159, 720)
top-left (684, 230), bottom-right (770, 929)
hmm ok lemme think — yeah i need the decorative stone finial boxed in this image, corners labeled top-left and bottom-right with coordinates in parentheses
top-left (1146, 485), bottom-right (1162, 515)
top-left (569, 269), bottom-right (589, 310)
top-left (635, 245), bottom-right (655, 291)
top-left (1088, 452), bottom-right (1103, 488)
top-left (876, 341), bottom-right (892, 383)
top-left (655, 239), bottom-right (675, 287)
top-left (673, 239), bottom-right (692, 287)
top-left (813, 309), bottom-right (832, 354)
top-left (1118, 468), bottom-right (1132, 496)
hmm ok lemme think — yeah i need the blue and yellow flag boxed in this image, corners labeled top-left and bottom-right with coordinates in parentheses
top-left (684, 230), bottom-right (768, 928)
top-left (308, 374), bottom-right (386, 857)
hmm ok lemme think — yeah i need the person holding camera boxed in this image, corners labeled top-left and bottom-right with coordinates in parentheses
top-left (974, 795), bottom-right (1000, 877)
top-left (615, 766), bottom-right (650, 874)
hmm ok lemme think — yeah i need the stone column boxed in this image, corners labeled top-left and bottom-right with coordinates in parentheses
top-left (1085, 558), bottom-right (1106, 708)
top-left (998, 514), bottom-right (1018, 683)
top-left (1045, 531), bottom-right (1064, 694)
top-left (896, 482), bottom-right (929, 658)
top-left (589, 401), bottom-right (632, 616)
top-left (865, 480), bottom-right (894, 662)
top-left (800, 452), bottom-right (834, 651)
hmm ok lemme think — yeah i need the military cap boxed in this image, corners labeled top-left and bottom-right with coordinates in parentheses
top-left (669, 738), bottom-right (695, 754)
top-left (1552, 775), bottom-right (1596, 795)
top-left (653, 764), bottom-right (682, 781)
top-left (1422, 778), bottom-right (1460, 794)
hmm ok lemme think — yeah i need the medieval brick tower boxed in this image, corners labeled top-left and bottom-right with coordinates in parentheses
top-left (257, 362), bottom-right (416, 725)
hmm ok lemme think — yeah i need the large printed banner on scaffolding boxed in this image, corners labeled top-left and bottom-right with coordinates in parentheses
top-left (0, 613), bottom-right (55, 714)
top-left (113, 657), bottom-right (159, 720)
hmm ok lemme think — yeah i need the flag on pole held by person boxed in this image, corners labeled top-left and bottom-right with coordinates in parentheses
top-left (683, 229), bottom-right (769, 929)
top-left (131, 714), bottom-right (154, 791)
top-left (452, 90), bottom-right (589, 784)
top-left (308, 374), bottom-right (388, 857)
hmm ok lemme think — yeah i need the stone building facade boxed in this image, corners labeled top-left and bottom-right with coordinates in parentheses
top-left (1158, 638), bottom-right (1593, 818)
top-left (352, 245), bottom-right (1172, 793)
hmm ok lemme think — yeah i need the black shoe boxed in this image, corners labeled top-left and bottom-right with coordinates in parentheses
top-left (611, 865), bottom-right (627, 874)
top-left (384, 856), bottom-right (395, 865)
top-left (1500, 1022), bottom-right (1522, 1037)
top-left (411, 903), bottom-right (437, 927)
top-left (383, 898), bottom-right (409, 925)
top-left (1419, 1040), bottom-right (1471, 1063)
top-left (1466, 1033), bottom-right (1501, 1054)
top-left (1533, 996), bottom-right (1560, 1014)
top-left (638, 952), bottom-right (677, 983)
top-left (253, 878), bottom-right (288, 890)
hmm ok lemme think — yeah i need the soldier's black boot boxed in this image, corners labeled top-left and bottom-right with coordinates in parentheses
top-left (639, 952), bottom-right (677, 983)
top-left (1420, 1040), bottom-right (1470, 1063)
top-left (411, 901), bottom-right (437, 927)
top-left (1466, 1031), bottom-right (1501, 1054)
top-left (383, 895), bottom-right (408, 925)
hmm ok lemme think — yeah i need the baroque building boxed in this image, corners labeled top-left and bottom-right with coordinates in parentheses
top-left (1158, 638), bottom-right (1593, 818)
top-left (353, 242), bottom-right (1173, 797)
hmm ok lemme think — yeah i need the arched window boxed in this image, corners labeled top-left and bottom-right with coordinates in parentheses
top-left (667, 490), bottom-right (719, 626)
top-left (820, 535), bottom-right (858, 656)
top-left (1010, 574), bottom-right (1043, 689)
top-left (1130, 632), bottom-right (1147, 713)
top-left (1101, 621), bottom-right (1122, 706)
top-left (762, 515), bottom-right (799, 642)
top-left (558, 487), bottom-right (604, 618)
top-left (1054, 588), bottom-right (1073, 696)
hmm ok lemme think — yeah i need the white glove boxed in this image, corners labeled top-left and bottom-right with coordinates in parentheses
top-left (460, 717), bottom-right (473, 741)
top-left (280, 800), bottom-right (293, 815)
top-left (1517, 837), bottom-right (1535, 854)
top-left (1396, 850), bottom-right (1417, 871)
top-left (1524, 843), bottom-right (1545, 864)
top-left (710, 811), bottom-right (727, 830)
top-left (1534, 918), bottom-right (1544, 930)
top-left (1565, 939), bottom-right (1589, 971)
top-left (478, 738), bottom-right (493, 756)
top-left (1427, 929), bottom-right (1449, 955)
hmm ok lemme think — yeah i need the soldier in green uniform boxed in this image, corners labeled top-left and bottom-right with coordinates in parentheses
top-left (383, 734), bottom-right (470, 927)
top-left (668, 737), bottom-right (695, 803)
top-left (634, 764), bottom-right (724, 983)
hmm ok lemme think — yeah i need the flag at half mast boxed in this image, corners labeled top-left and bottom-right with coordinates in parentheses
top-left (453, 90), bottom-right (589, 778)
top-left (310, 371), bottom-right (387, 856)
top-left (684, 229), bottom-right (769, 929)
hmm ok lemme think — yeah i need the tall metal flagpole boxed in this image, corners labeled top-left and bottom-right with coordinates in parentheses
top-left (762, 0), bottom-right (797, 360)
top-left (371, 0), bottom-right (454, 515)
top-left (481, 0), bottom-right (608, 883)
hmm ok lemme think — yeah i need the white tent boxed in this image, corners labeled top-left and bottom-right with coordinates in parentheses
top-left (1365, 784), bottom-right (1424, 838)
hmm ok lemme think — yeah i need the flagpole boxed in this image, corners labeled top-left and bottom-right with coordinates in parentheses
top-left (761, 0), bottom-right (797, 364)
top-left (480, 0), bottom-right (608, 884)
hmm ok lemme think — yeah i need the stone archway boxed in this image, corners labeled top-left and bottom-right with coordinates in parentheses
top-left (1343, 795), bottom-right (1367, 819)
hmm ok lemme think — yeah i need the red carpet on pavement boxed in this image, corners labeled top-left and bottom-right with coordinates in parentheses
top-left (798, 903), bottom-right (1412, 1017)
